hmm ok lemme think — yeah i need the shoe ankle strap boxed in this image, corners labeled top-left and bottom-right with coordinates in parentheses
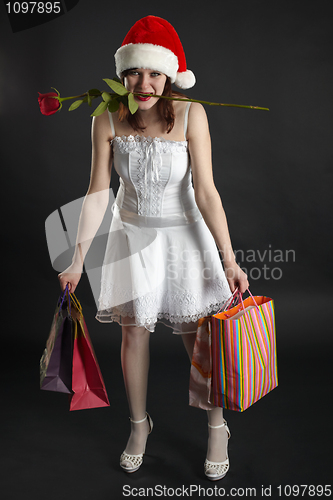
top-left (130, 413), bottom-right (148, 424)
top-left (208, 418), bottom-right (228, 429)
top-left (208, 422), bottom-right (225, 429)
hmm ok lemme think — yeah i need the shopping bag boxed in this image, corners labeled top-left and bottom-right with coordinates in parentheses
top-left (40, 288), bottom-right (73, 394)
top-left (210, 289), bottom-right (278, 411)
top-left (69, 293), bottom-right (110, 411)
top-left (189, 316), bottom-right (215, 410)
top-left (189, 289), bottom-right (278, 412)
top-left (189, 290), bottom-right (240, 410)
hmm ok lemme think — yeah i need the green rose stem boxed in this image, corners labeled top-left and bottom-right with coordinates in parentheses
top-left (133, 93), bottom-right (269, 111)
top-left (49, 89), bottom-right (269, 113)
top-left (58, 95), bottom-right (87, 101)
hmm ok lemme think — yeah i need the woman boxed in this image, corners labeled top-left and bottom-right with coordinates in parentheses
top-left (58, 16), bottom-right (248, 480)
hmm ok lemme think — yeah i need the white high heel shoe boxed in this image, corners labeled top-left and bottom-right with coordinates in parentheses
top-left (120, 412), bottom-right (153, 473)
top-left (204, 419), bottom-right (231, 481)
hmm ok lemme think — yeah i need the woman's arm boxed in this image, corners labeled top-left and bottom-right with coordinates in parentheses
top-left (58, 110), bottom-right (113, 293)
top-left (187, 103), bottom-right (249, 293)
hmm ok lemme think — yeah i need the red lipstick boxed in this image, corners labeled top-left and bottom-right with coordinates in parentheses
top-left (136, 93), bottom-right (153, 101)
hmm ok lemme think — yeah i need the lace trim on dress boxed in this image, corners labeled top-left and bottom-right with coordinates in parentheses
top-left (111, 135), bottom-right (188, 153)
top-left (96, 278), bottom-right (232, 331)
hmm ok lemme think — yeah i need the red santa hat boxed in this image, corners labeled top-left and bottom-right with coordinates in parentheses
top-left (114, 16), bottom-right (196, 90)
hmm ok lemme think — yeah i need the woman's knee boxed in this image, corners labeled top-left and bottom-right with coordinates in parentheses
top-left (122, 324), bottom-right (150, 346)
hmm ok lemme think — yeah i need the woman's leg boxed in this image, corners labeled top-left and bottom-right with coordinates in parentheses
top-left (181, 331), bottom-right (228, 463)
top-left (121, 320), bottom-right (151, 456)
top-left (206, 407), bottom-right (228, 463)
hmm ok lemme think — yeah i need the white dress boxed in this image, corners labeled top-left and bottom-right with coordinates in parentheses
top-left (96, 104), bottom-right (232, 333)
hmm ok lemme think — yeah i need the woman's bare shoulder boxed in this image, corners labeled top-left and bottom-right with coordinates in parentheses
top-left (92, 109), bottom-right (113, 141)
top-left (172, 97), bottom-right (206, 118)
top-left (188, 101), bottom-right (206, 117)
top-left (187, 102), bottom-right (209, 137)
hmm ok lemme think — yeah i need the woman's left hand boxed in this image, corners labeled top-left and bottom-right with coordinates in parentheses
top-left (224, 261), bottom-right (249, 294)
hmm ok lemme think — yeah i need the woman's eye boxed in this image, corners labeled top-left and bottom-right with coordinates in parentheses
top-left (151, 72), bottom-right (161, 77)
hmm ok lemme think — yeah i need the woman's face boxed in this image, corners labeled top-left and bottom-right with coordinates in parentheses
top-left (124, 68), bottom-right (167, 110)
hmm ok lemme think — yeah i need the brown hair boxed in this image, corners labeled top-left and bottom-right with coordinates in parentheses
top-left (118, 72), bottom-right (188, 133)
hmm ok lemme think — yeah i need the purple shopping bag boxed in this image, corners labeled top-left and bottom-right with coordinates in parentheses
top-left (40, 287), bottom-right (73, 394)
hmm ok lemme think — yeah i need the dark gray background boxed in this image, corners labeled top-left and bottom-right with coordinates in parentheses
top-left (1, 0), bottom-right (332, 498)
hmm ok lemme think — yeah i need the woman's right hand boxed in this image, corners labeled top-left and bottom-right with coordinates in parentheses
top-left (58, 263), bottom-right (83, 294)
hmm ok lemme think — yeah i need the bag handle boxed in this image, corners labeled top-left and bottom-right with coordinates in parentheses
top-left (69, 291), bottom-right (82, 314)
top-left (238, 288), bottom-right (260, 312)
top-left (217, 287), bottom-right (260, 315)
top-left (59, 286), bottom-right (82, 318)
top-left (216, 287), bottom-right (240, 314)
top-left (59, 284), bottom-right (71, 316)
top-left (246, 288), bottom-right (260, 309)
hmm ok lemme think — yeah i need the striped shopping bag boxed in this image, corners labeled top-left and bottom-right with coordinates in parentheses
top-left (210, 290), bottom-right (278, 412)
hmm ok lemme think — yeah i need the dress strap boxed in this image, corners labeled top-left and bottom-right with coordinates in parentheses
top-left (184, 102), bottom-right (191, 140)
top-left (108, 110), bottom-right (116, 138)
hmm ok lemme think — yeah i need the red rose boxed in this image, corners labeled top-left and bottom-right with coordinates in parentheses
top-left (38, 92), bottom-right (60, 116)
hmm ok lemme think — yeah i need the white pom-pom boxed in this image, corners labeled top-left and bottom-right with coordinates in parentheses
top-left (174, 69), bottom-right (196, 89)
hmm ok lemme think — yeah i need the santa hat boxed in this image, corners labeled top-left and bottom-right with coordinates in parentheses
top-left (114, 16), bottom-right (196, 90)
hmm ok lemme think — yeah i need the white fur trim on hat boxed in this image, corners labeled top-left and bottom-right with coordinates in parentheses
top-left (175, 70), bottom-right (196, 89)
top-left (115, 43), bottom-right (179, 83)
